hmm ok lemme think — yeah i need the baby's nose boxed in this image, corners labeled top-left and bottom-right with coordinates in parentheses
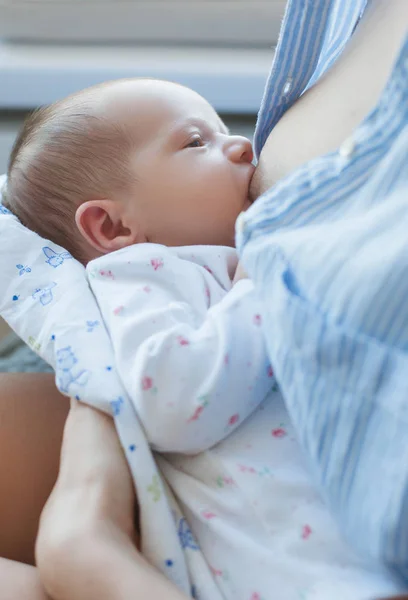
top-left (226, 135), bottom-right (254, 164)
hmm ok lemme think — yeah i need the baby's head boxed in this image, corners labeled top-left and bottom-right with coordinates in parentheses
top-left (5, 79), bottom-right (254, 264)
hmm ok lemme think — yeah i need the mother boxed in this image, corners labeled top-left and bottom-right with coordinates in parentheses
top-left (1, 0), bottom-right (408, 597)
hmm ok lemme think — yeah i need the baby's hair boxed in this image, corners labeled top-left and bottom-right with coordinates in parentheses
top-left (4, 91), bottom-right (136, 264)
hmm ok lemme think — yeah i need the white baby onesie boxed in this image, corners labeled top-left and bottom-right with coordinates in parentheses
top-left (88, 244), bottom-right (400, 600)
top-left (0, 207), bottom-right (400, 599)
top-left (87, 244), bottom-right (273, 454)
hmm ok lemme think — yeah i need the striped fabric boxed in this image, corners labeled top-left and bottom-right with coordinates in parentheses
top-left (253, 0), bottom-right (367, 158)
top-left (237, 0), bottom-right (408, 583)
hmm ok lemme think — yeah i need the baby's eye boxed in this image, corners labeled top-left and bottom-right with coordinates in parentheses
top-left (185, 136), bottom-right (204, 148)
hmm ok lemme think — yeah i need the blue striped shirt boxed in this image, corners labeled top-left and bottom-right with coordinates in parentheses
top-left (237, 0), bottom-right (408, 583)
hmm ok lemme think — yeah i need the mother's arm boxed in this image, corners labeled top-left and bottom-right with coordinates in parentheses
top-left (0, 374), bottom-right (69, 566)
top-left (0, 373), bottom-right (69, 599)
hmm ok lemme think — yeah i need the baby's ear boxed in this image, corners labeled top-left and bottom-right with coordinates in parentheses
top-left (75, 199), bottom-right (142, 254)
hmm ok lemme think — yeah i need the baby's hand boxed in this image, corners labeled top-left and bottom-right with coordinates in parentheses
top-left (233, 261), bottom-right (248, 285)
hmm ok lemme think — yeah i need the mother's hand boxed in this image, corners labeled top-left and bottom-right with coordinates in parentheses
top-left (35, 400), bottom-right (188, 600)
top-left (42, 398), bottom-right (137, 540)
top-left (35, 399), bottom-right (138, 598)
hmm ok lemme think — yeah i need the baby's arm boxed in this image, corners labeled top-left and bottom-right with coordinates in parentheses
top-left (89, 246), bottom-right (274, 454)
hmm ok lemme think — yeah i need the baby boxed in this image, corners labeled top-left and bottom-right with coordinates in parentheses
top-left (1, 79), bottom-right (400, 599)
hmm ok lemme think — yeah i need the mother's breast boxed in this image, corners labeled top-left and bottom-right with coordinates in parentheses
top-left (251, 0), bottom-right (408, 199)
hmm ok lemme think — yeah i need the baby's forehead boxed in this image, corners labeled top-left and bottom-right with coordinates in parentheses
top-left (92, 79), bottom-right (223, 134)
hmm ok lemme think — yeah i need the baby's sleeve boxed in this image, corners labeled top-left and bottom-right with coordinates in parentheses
top-left (88, 246), bottom-right (274, 454)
